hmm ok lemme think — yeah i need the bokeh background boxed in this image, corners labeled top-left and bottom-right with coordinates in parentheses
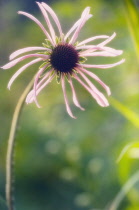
top-left (0, 0), bottom-right (139, 210)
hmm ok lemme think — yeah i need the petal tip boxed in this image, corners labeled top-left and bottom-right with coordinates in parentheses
top-left (36, 1), bottom-right (40, 5)
top-left (107, 88), bottom-right (111, 96)
top-left (1, 65), bottom-right (6, 69)
top-left (9, 55), bottom-right (13, 60)
top-left (36, 103), bottom-right (42, 108)
top-left (7, 85), bottom-right (11, 90)
top-left (120, 58), bottom-right (125, 64)
top-left (89, 14), bottom-right (93, 18)
top-left (73, 116), bottom-right (77, 119)
top-left (86, 6), bottom-right (91, 10)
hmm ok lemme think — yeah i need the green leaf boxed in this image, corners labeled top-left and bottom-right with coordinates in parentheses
top-left (110, 97), bottom-right (139, 128)
top-left (117, 143), bottom-right (133, 163)
top-left (117, 142), bottom-right (139, 163)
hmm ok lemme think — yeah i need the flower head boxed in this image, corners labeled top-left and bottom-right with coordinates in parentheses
top-left (1, 2), bottom-right (125, 118)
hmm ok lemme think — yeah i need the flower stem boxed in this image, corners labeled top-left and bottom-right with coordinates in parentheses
top-left (6, 79), bottom-right (34, 210)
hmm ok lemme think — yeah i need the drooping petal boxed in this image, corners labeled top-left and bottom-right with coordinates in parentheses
top-left (26, 70), bottom-right (52, 103)
top-left (61, 76), bottom-right (76, 119)
top-left (34, 70), bottom-right (53, 90)
top-left (37, 2), bottom-right (56, 45)
top-left (33, 63), bottom-right (49, 108)
top-left (74, 73), bottom-right (109, 107)
top-left (77, 35), bottom-right (109, 46)
top-left (78, 59), bottom-right (125, 69)
top-left (79, 71), bottom-right (109, 106)
top-left (9, 47), bottom-right (51, 60)
top-left (68, 77), bottom-right (85, 111)
top-left (78, 67), bottom-right (111, 95)
top-left (26, 70), bottom-right (55, 104)
top-left (8, 58), bottom-right (42, 89)
top-left (69, 7), bottom-right (91, 44)
top-left (18, 11), bottom-right (53, 45)
top-left (2, 54), bottom-right (49, 69)
top-left (41, 2), bottom-right (63, 37)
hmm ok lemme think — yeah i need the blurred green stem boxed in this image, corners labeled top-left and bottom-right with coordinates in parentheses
top-left (124, 0), bottom-right (139, 59)
top-left (6, 79), bottom-right (34, 210)
top-left (108, 170), bottom-right (139, 210)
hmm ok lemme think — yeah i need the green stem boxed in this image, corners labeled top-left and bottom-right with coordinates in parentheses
top-left (6, 79), bottom-right (34, 210)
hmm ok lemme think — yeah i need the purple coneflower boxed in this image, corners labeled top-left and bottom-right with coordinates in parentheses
top-left (2, 2), bottom-right (125, 118)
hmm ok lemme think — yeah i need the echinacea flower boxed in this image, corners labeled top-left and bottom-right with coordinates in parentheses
top-left (1, 2), bottom-right (125, 119)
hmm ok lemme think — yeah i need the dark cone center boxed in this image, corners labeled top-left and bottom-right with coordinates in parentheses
top-left (50, 44), bottom-right (79, 74)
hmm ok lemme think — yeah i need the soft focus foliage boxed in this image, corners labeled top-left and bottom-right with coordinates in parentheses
top-left (0, 0), bottom-right (139, 210)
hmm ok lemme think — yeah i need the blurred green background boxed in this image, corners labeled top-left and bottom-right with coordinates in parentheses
top-left (0, 0), bottom-right (139, 210)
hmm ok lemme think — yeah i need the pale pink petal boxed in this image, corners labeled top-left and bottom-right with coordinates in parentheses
top-left (64, 19), bottom-right (81, 42)
top-left (41, 2), bottom-right (63, 37)
top-left (18, 11), bottom-right (53, 45)
top-left (101, 47), bottom-right (123, 55)
top-left (36, 71), bottom-right (55, 92)
top-left (78, 59), bottom-right (125, 69)
top-left (81, 6), bottom-right (91, 17)
top-left (76, 45), bottom-right (98, 50)
top-left (61, 76), bottom-right (76, 119)
top-left (37, 2), bottom-right (56, 45)
top-left (33, 63), bottom-right (49, 108)
top-left (77, 35), bottom-right (109, 46)
top-left (79, 46), bottom-right (109, 55)
top-left (79, 71), bottom-right (109, 106)
top-left (26, 70), bottom-right (55, 104)
top-left (78, 46), bottom-right (103, 56)
top-left (78, 44), bottom-right (123, 55)
top-left (98, 32), bottom-right (116, 46)
top-left (68, 77), bottom-right (85, 111)
top-left (26, 70), bottom-right (52, 103)
top-left (79, 48), bottom-right (123, 59)
top-left (2, 54), bottom-right (49, 69)
top-left (69, 7), bottom-right (91, 44)
top-left (74, 73), bottom-right (109, 107)
top-left (80, 46), bottom-right (123, 56)
top-left (80, 51), bottom-right (121, 57)
top-left (8, 58), bottom-right (42, 89)
top-left (78, 67), bottom-right (111, 95)
top-left (64, 13), bottom-right (92, 41)
top-left (9, 47), bottom-right (51, 60)
top-left (35, 70), bottom-right (52, 90)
